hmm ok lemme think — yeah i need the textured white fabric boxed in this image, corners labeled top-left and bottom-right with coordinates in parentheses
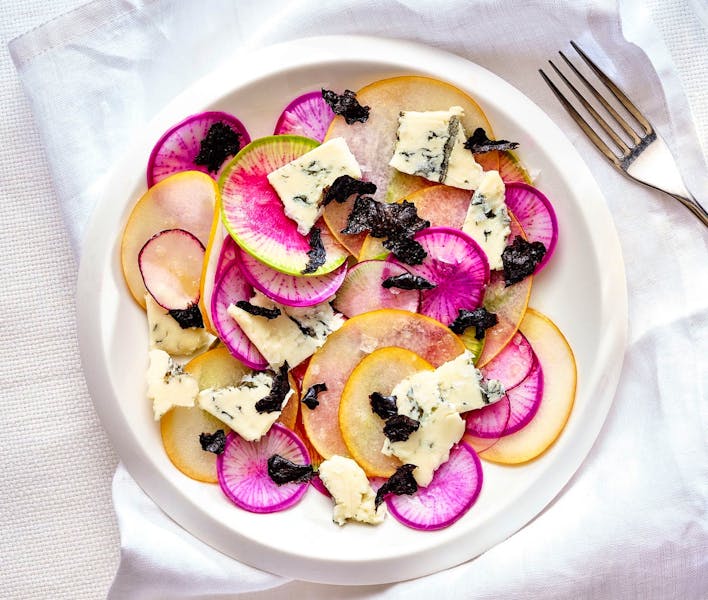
top-left (4, 0), bottom-right (707, 598)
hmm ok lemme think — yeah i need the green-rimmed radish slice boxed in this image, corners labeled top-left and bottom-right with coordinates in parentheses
top-left (498, 150), bottom-right (533, 184)
top-left (238, 247), bottom-right (347, 307)
top-left (216, 424), bottom-right (311, 513)
top-left (331, 260), bottom-right (420, 318)
top-left (147, 111), bottom-right (251, 186)
top-left (273, 91), bottom-right (334, 142)
top-left (138, 229), bottom-right (205, 311)
top-left (385, 442), bottom-right (483, 530)
top-left (220, 135), bottom-right (349, 276)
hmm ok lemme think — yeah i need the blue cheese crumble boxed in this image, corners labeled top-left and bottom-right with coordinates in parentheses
top-left (146, 349), bottom-right (199, 420)
top-left (145, 294), bottom-right (212, 357)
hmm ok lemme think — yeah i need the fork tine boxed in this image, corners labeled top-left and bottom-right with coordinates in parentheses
top-left (539, 68), bottom-right (621, 167)
top-left (558, 50), bottom-right (642, 145)
top-left (570, 41), bottom-right (653, 134)
top-left (548, 58), bottom-right (631, 154)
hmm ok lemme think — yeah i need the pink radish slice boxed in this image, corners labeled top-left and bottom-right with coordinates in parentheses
top-left (210, 261), bottom-right (268, 370)
top-left (504, 182), bottom-right (558, 271)
top-left (389, 227), bottom-right (489, 326)
top-left (215, 235), bottom-right (239, 282)
top-left (217, 424), bottom-right (311, 513)
top-left (465, 396), bottom-right (512, 439)
top-left (147, 111), bottom-right (251, 186)
top-left (138, 229), bottom-right (205, 310)
top-left (501, 357), bottom-right (544, 435)
top-left (480, 331), bottom-right (535, 390)
top-left (273, 91), bottom-right (335, 142)
top-left (332, 260), bottom-right (420, 318)
top-left (386, 442), bottom-right (483, 531)
top-left (310, 474), bottom-right (330, 497)
top-left (238, 248), bottom-right (347, 307)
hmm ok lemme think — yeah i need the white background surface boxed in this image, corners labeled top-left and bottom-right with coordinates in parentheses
top-left (1, 1), bottom-right (706, 598)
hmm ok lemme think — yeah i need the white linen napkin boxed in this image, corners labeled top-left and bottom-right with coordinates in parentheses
top-left (11, 0), bottom-right (707, 598)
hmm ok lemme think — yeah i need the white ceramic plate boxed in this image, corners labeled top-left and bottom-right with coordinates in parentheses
top-left (77, 35), bottom-right (627, 585)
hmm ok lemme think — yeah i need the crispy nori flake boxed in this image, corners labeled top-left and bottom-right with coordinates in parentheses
top-left (287, 316), bottom-right (316, 338)
top-left (255, 363), bottom-right (291, 414)
top-left (199, 429), bottom-right (226, 455)
top-left (168, 304), bottom-right (204, 329)
top-left (267, 454), bottom-right (314, 485)
top-left (194, 122), bottom-right (242, 172)
top-left (382, 272), bottom-right (436, 291)
top-left (301, 227), bottom-right (327, 274)
top-left (383, 414), bottom-right (420, 443)
top-left (302, 382), bottom-right (327, 410)
top-left (235, 300), bottom-right (281, 319)
top-left (464, 127), bottom-right (519, 154)
top-left (369, 392), bottom-right (398, 420)
top-left (501, 236), bottom-right (547, 286)
top-left (322, 175), bottom-right (377, 206)
top-left (321, 88), bottom-right (370, 124)
top-left (342, 197), bottom-right (429, 265)
top-left (375, 464), bottom-right (418, 508)
top-left (449, 307), bottom-right (498, 339)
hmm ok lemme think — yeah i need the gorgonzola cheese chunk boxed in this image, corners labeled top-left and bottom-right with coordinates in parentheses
top-left (267, 137), bottom-right (362, 235)
top-left (318, 455), bottom-right (386, 525)
top-left (145, 294), bottom-right (211, 356)
top-left (146, 349), bottom-right (199, 420)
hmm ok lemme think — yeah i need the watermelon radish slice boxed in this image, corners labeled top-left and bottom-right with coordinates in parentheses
top-left (465, 396), bottom-right (512, 439)
top-left (498, 150), bottom-right (532, 184)
top-left (386, 442), bottom-right (483, 530)
top-left (504, 182), bottom-right (558, 271)
top-left (220, 136), bottom-right (349, 276)
top-left (210, 261), bottom-right (267, 370)
top-left (332, 261), bottom-right (420, 318)
top-left (389, 227), bottom-right (489, 326)
top-left (480, 331), bottom-right (535, 390)
top-left (238, 248), bottom-right (347, 307)
top-left (147, 111), bottom-right (251, 186)
top-left (216, 424), bottom-right (310, 513)
top-left (138, 229), bottom-right (205, 310)
top-left (501, 357), bottom-right (544, 435)
top-left (273, 91), bottom-right (334, 142)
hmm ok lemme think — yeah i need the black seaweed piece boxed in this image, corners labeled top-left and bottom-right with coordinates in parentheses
top-left (501, 236), bottom-right (547, 286)
top-left (369, 392), bottom-right (398, 420)
top-left (302, 227), bottom-right (327, 274)
top-left (194, 122), bottom-right (242, 172)
top-left (381, 272), bottom-right (436, 291)
top-left (383, 414), bottom-right (420, 443)
top-left (235, 300), bottom-right (281, 319)
top-left (199, 429), bottom-right (226, 455)
top-left (168, 304), bottom-right (204, 329)
top-left (382, 237), bottom-right (427, 266)
top-left (255, 363), bottom-right (291, 414)
top-left (464, 127), bottom-right (519, 154)
top-left (375, 464), bottom-right (418, 508)
top-left (302, 383), bottom-right (327, 410)
top-left (321, 88), bottom-right (370, 124)
top-left (449, 307), bottom-right (498, 339)
top-left (267, 454), bottom-right (314, 485)
top-left (322, 175), bottom-right (377, 206)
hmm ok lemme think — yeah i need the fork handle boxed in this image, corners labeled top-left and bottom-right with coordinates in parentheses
top-left (667, 192), bottom-right (708, 227)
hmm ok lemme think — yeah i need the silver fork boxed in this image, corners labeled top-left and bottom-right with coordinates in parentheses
top-left (540, 41), bottom-right (708, 227)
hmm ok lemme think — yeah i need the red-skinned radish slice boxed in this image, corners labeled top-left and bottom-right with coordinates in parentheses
top-left (210, 261), bottom-right (268, 370)
top-left (389, 227), bottom-right (489, 326)
top-left (504, 182), bottom-right (558, 271)
top-left (216, 424), bottom-right (310, 513)
top-left (332, 261), bottom-right (420, 318)
top-left (501, 357), bottom-right (544, 435)
top-left (138, 229), bottom-right (205, 310)
top-left (147, 111), bottom-right (251, 186)
top-left (273, 91), bottom-right (334, 142)
top-left (386, 442), bottom-right (483, 531)
top-left (480, 331), bottom-right (535, 390)
top-left (238, 248), bottom-right (347, 307)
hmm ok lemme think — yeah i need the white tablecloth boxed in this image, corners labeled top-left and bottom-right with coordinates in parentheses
top-left (1, 1), bottom-right (706, 598)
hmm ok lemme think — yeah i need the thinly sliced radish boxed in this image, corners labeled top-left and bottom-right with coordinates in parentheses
top-left (216, 424), bottom-right (310, 513)
top-left (389, 227), bottom-right (489, 326)
top-left (501, 357), bottom-right (544, 435)
top-left (332, 261), bottom-right (420, 318)
top-left (147, 111), bottom-right (251, 186)
top-left (138, 229), bottom-right (205, 310)
top-left (498, 150), bottom-right (532, 184)
top-left (386, 442), bottom-right (483, 530)
top-left (480, 331), bottom-right (535, 390)
top-left (465, 396), bottom-right (512, 439)
top-left (504, 182), bottom-right (558, 271)
top-left (273, 91), bottom-right (335, 142)
top-left (238, 248), bottom-right (347, 307)
top-left (210, 261), bottom-right (267, 370)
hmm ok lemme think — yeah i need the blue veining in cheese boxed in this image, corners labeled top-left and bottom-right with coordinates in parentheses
top-left (146, 349), bottom-right (199, 420)
top-left (145, 294), bottom-right (211, 356)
